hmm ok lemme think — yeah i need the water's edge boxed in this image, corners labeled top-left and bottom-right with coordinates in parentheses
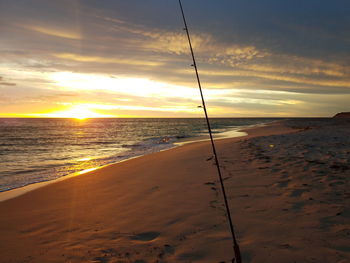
top-left (0, 124), bottom-right (255, 202)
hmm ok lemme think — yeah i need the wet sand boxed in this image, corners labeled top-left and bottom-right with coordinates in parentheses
top-left (0, 120), bottom-right (349, 262)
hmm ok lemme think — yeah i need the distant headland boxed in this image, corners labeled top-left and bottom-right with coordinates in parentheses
top-left (333, 112), bottom-right (350, 118)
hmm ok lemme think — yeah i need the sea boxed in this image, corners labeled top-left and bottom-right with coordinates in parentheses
top-left (0, 118), bottom-right (281, 192)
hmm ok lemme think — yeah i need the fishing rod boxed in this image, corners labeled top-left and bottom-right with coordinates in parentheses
top-left (178, 1), bottom-right (242, 262)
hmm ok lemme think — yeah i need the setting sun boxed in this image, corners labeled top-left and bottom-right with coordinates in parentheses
top-left (39, 105), bottom-right (112, 119)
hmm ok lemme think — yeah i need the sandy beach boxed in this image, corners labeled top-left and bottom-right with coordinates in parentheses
top-left (1, 120), bottom-right (349, 263)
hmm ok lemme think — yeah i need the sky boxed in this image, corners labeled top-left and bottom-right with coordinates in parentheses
top-left (0, 0), bottom-right (349, 118)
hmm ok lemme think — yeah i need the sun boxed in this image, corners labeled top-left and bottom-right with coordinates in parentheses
top-left (67, 107), bottom-right (92, 120)
top-left (40, 105), bottom-right (111, 119)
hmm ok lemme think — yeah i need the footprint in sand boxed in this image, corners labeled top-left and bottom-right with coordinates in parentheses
top-left (158, 244), bottom-right (175, 259)
top-left (92, 256), bottom-right (109, 263)
top-left (130, 232), bottom-right (160, 241)
top-left (291, 201), bottom-right (305, 211)
top-left (271, 168), bottom-right (281, 173)
top-left (290, 189), bottom-right (308, 197)
top-left (163, 244), bottom-right (175, 254)
top-left (329, 181), bottom-right (345, 186)
top-left (276, 180), bottom-right (290, 188)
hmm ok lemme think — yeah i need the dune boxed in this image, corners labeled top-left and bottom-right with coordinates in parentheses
top-left (333, 112), bottom-right (350, 118)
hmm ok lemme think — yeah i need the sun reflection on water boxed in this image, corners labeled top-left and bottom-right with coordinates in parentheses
top-left (77, 157), bottom-right (92, 162)
top-left (77, 167), bottom-right (98, 175)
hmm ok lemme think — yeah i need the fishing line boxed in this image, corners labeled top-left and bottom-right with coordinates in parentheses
top-left (178, 1), bottom-right (242, 262)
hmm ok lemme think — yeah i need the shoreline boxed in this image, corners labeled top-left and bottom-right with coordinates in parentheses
top-left (1, 118), bottom-right (282, 194)
top-left (0, 122), bottom-right (263, 202)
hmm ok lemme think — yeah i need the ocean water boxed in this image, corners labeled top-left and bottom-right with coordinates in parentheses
top-left (0, 118), bottom-right (279, 192)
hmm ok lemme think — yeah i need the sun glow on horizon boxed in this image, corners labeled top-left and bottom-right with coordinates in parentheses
top-left (38, 105), bottom-right (113, 119)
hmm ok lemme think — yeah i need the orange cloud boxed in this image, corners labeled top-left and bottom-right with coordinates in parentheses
top-left (22, 25), bottom-right (81, 39)
top-left (98, 15), bottom-right (268, 64)
top-left (54, 53), bottom-right (162, 67)
top-left (241, 55), bottom-right (349, 78)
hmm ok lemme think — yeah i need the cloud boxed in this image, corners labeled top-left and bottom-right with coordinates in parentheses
top-left (54, 53), bottom-right (162, 67)
top-left (93, 13), bottom-right (350, 95)
top-left (143, 30), bottom-right (268, 66)
top-left (241, 57), bottom-right (349, 78)
top-left (99, 14), bottom-right (268, 65)
top-left (0, 76), bottom-right (16, 86)
top-left (20, 24), bottom-right (81, 39)
top-left (1, 1), bottom-right (350, 117)
top-left (0, 82), bottom-right (16, 86)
